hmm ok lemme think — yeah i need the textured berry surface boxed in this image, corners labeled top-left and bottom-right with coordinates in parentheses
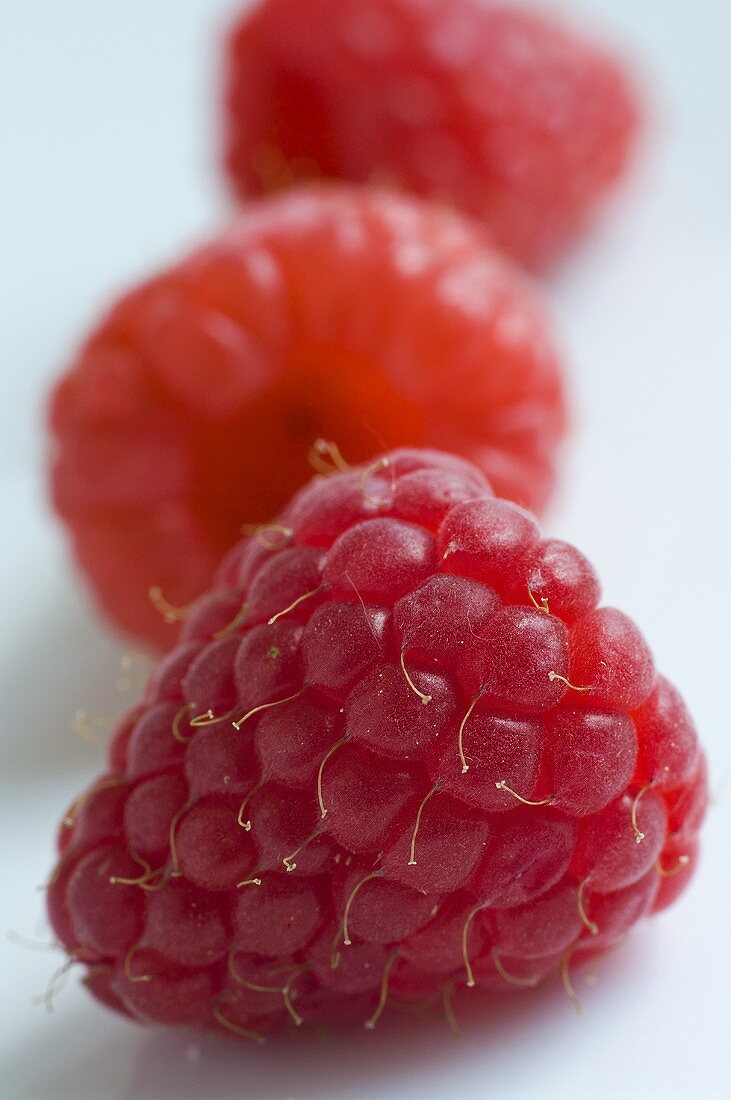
top-left (47, 450), bottom-right (706, 1041)
top-left (224, 0), bottom-right (639, 269)
top-left (49, 184), bottom-right (566, 649)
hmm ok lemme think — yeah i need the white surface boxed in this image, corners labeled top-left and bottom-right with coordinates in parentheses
top-left (1, 1), bottom-right (730, 1098)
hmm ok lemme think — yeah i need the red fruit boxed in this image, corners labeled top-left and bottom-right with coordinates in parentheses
top-left (635, 675), bottom-right (699, 790)
top-left (578, 871), bottom-right (659, 950)
top-left (333, 861), bottom-right (440, 943)
top-left (470, 810), bottom-right (576, 907)
top-left (345, 662), bottom-right (459, 761)
top-left (319, 743), bottom-right (419, 853)
top-left (492, 878), bottom-right (582, 958)
top-left (471, 948), bottom-right (565, 994)
top-left (48, 185), bottom-right (566, 649)
top-left (58, 776), bottom-right (129, 854)
top-left (401, 892), bottom-right (488, 973)
top-left (545, 710), bottom-right (638, 816)
top-left (126, 702), bottom-right (187, 779)
top-left (66, 848), bottom-right (144, 957)
top-left (114, 949), bottom-right (215, 1027)
top-left (224, 0), bottom-right (639, 269)
top-left (307, 927), bottom-right (385, 991)
top-left (382, 791), bottom-right (490, 893)
top-left (505, 538), bottom-right (601, 624)
top-left (394, 573), bottom-right (499, 668)
top-left (219, 955), bottom-right (294, 1018)
top-left (253, 696), bottom-right (339, 788)
top-left (142, 880), bottom-right (229, 968)
top-left (123, 774), bottom-right (188, 860)
top-left (653, 837), bottom-right (700, 915)
top-left (82, 967), bottom-right (132, 1020)
top-left (665, 753), bottom-right (708, 840)
top-left (47, 450), bottom-right (706, 1040)
top-left (303, 601), bottom-right (390, 697)
top-left (234, 875), bottom-right (326, 957)
top-left (247, 785), bottom-right (336, 874)
top-left (184, 721), bottom-right (258, 800)
top-left (568, 608), bottom-right (655, 711)
top-left (175, 798), bottom-right (258, 890)
top-left (573, 791), bottom-right (666, 893)
top-left (431, 710), bottom-right (543, 815)
top-left (458, 604), bottom-right (569, 708)
top-left (107, 707), bottom-right (144, 775)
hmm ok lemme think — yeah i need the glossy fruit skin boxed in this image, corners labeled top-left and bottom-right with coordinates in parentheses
top-left (47, 450), bottom-right (706, 1040)
top-left (48, 184), bottom-right (566, 649)
top-left (224, 0), bottom-right (639, 269)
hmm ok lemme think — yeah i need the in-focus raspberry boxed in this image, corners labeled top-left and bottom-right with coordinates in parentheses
top-left (47, 449), bottom-right (706, 1040)
top-left (224, 0), bottom-right (639, 268)
top-left (48, 184), bottom-right (566, 649)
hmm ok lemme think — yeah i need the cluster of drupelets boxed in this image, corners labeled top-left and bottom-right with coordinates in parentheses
top-left (46, 450), bottom-right (707, 1041)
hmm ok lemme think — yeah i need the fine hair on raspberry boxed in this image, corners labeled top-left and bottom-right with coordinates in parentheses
top-left (47, 448), bottom-right (706, 1040)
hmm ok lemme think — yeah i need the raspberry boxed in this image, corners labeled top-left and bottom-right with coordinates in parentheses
top-left (47, 449), bottom-right (706, 1040)
top-left (224, 0), bottom-right (639, 269)
top-left (49, 185), bottom-right (566, 650)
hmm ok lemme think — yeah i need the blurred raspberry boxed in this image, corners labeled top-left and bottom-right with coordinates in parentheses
top-left (48, 184), bottom-right (566, 649)
top-left (48, 449), bottom-right (706, 1041)
top-left (224, 0), bottom-right (639, 268)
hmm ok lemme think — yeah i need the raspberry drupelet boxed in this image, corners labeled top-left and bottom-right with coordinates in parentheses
top-left (47, 449), bottom-right (707, 1040)
top-left (224, 0), bottom-right (639, 269)
top-left (48, 184), bottom-right (566, 650)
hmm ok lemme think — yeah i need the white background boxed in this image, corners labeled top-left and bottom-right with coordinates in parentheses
top-left (1, 1), bottom-right (729, 1097)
